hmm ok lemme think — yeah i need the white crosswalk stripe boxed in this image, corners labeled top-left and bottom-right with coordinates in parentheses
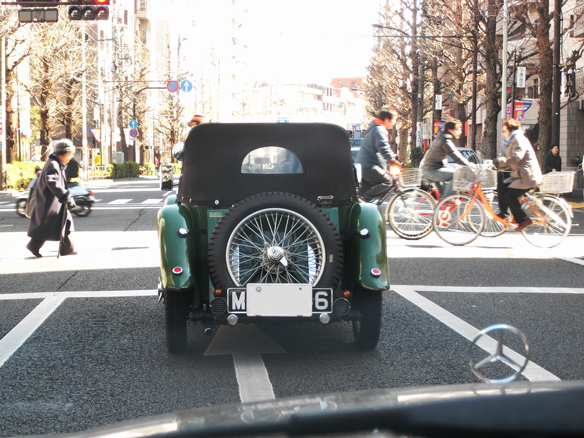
top-left (107, 199), bottom-right (132, 204)
top-left (141, 198), bottom-right (163, 204)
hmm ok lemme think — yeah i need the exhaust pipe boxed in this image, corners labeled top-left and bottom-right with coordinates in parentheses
top-left (204, 325), bottom-right (214, 336)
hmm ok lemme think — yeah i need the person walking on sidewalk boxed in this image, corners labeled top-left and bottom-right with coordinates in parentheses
top-left (543, 145), bottom-right (562, 174)
top-left (26, 139), bottom-right (78, 257)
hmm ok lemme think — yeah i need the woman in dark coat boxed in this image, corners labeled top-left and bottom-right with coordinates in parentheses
top-left (26, 139), bottom-right (77, 257)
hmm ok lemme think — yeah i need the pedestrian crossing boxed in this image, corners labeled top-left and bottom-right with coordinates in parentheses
top-left (98, 198), bottom-right (164, 205)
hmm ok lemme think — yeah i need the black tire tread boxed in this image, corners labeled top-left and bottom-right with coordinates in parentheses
top-left (352, 289), bottom-right (382, 350)
top-left (164, 290), bottom-right (189, 354)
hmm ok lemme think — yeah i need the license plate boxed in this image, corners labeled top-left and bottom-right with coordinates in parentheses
top-left (227, 284), bottom-right (333, 316)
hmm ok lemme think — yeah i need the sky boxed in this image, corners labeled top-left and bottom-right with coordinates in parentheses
top-left (155, 0), bottom-right (384, 84)
top-left (243, 0), bottom-right (383, 83)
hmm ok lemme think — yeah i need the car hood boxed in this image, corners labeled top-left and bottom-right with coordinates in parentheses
top-left (33, 381), bottom-right (584, 438)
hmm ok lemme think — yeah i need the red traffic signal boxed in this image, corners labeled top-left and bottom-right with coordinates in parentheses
top-left (70, 0), bottom-right (110, 4)
top-left (68, 3), bottom-right (109, 20)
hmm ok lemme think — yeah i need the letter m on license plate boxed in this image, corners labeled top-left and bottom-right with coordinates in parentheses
top-left (227, 287), bottom-right (333, 315)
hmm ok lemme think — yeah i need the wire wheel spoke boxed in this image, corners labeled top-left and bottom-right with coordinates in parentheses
top-left (387, 189), bottom-right (435, 239)
top-left (226, 208), bottom-right (326, 286)
top-left (433, 194), bottom-right (484, 246)
top-left (521, 196), bottom-right (571, 248)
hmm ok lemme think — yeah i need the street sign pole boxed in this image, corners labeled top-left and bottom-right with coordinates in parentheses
top-left (0, 32), bottom-right (5, 190)
top-left (82, 22), bottom-right (88, 181)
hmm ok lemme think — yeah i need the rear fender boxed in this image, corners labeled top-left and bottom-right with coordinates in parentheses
top-left (346, 203), bottom-right (390, 292)
top-left (158, 204), bottom-right (195, 292)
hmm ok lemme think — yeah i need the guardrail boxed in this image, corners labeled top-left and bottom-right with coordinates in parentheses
top-left (88, 166), bottom-right (109, 181)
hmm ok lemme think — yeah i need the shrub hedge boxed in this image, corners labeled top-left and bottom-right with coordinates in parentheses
top-left (4, 159), bottom-right (161, 190)
top-left (5, 162), bottom-right (44, 190)
top-left (109, 161), bottom-right (140, 179)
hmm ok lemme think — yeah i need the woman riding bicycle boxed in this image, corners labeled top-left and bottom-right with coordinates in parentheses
top-left (493, 119), bottom-right (543, 232)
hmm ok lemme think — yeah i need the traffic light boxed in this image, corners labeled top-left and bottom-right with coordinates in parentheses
top-left (19, 0), bottom-right (59, 6)
top-left (565, 72), bottom-right (576, 98)
top-left (19, 8), bottom-right (59, 23)
top-left (68, 0), bottom-right (110, 21)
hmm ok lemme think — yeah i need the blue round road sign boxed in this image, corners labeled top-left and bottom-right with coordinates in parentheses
top-left (166, 81), bottom-right (179, 93)
top-left (129, 129), bottom-right (138, 138)
top-left (129, 120), bottom-right (138, 129)
top-left (180, 80), bottom-right (193, 93)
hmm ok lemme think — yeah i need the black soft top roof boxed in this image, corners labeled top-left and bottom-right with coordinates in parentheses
top-left (177, 123), bottom-right (357, 207)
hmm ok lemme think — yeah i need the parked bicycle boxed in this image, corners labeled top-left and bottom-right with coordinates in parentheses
top-left (432, 163), bottom-right (574, 248)
top-left (360, 165), bottom-right (436, 240)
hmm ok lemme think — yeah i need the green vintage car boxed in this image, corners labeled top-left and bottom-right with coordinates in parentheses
top-left (157, 123), bottom-right (389, 353)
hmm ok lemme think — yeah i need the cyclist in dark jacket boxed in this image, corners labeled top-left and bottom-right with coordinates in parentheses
top-left (421, 119), bottom-right (471, 198)
top-left (355, 109), bottom-right (400, 201)
top-left (543, 145), bottom-right (561, 174)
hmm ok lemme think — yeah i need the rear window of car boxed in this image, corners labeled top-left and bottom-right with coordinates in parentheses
top-left (241, 147), bottom-right (303, 174)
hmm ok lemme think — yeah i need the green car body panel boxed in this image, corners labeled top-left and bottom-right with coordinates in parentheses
top-left (339, 203), bottom-right (390, 292)
top-left (158, 204), bottom-right (196, 292)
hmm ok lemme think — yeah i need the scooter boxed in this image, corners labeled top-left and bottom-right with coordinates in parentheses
top-left (16, 181), bottom-right (96, 218)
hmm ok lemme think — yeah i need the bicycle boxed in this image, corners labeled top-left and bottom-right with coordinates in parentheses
top-left (421, 172), bottom-right (504, 238)
top-left (360, 165), bottom-right (436, 240)
top-left (432, 164), bottom-right (574, 248)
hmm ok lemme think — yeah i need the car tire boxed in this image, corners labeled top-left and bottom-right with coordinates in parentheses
top-left (164, 290), bottom-right (189, 354)
top-left (16, 199), bottom-right (27, 217)
top-left (208, 192), bottom-right (343, 289)
top-left (352, 288), bottom-right (382, 350)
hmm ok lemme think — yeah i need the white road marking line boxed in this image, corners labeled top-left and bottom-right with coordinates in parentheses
top-left (91, 206), bottom-right (161, 210)
top-left (0, 290), bottom-right (157, 300)
top-left (92, 188), bottom-right (166, 193)
top-left (205, 325), bottom-right (285, 403)
top-left (555, 257), bottom-right (584, 267)
top-left (0, 294), bottom-right (66, 369)
top-left (397, 285), bottom-right (584, 294)
top-left (107, 199), bottom-right (133, 204)
top-left (393, 286), bottom-right (561, 382)
top-left (141, 199), bottom-right (163, 204)
top-left (0, 291), bottom-right (157, 370)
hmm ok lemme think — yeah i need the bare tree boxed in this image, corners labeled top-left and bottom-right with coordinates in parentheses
top-left (513, 0), bottom-right (584, 162)
top-left (26, 15), bottom-right (86, 160)
top-left (1, 15), bottom-right (30, 164)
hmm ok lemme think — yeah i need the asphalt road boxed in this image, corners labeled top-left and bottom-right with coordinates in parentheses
top-left (0, 178), bottom-right (583, 437)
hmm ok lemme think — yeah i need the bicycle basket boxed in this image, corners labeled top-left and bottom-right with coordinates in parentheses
top-left (453, 165), bottom-right (477, 191)
top-left (539, 171), bottom-right (575, 193)
top-left (478, 167), bottom-right (497, 189)
top-left (399, 168), bottom-right (422, 187)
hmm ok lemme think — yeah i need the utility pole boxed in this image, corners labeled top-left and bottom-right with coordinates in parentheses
top-left (471, 0), bottom-right (478, 150)
top-left (1, 33), bottom-right (5, 189)
top-left (82, 22), bottom-right (88, 181)
top-left (551, 0), bottom-right (561, 147)
top-left (501, 0), bottom-right (509, 124)
top-left (511, 51), bottom-right (517, 120)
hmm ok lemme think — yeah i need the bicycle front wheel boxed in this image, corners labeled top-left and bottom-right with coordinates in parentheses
top-left (521, 196), bottom-right (572, 248)
top-left (433, 193), bottom-right (485, 246)
top-left (386, 188), bottom-right (436, 240)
